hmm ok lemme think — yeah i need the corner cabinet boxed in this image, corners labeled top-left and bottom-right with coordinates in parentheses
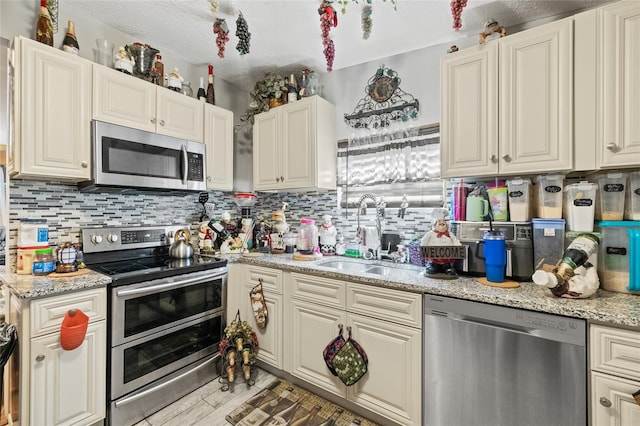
top-left (253, 96), bottom-right (336, 191)
top-left (92, 65), bottom-right (204, 143)
top-left (589, 324), bottom-right (640, 425)
top-left (286, 273), bottom-right (422, 425)
top-left (204, 103), bottom-right (234, 191)
top-left (9, 37), bottom-right (91, 181)
top-left (440, 18), bottom-right (573, 178)
top-left (7, 287), bottom-right (107, 426)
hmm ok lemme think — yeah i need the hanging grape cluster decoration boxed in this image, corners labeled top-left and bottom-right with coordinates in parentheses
top-left (451, 0), bottom-right (468, 31)
top-left (213, 18), bottom-right (229, 58)
top-left (319, 1), bottom-right (337, 72)
top-left (235, 11), bottom-right (251, 56)
top-left (362, 5), bottom-right (372, 40)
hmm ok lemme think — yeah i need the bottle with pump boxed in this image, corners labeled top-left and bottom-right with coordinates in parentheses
top-left (197, 77), bottom-right (206, 102)
top-left (206, 64), bottom-right (216, 105)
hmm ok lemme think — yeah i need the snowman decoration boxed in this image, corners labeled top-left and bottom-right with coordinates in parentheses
top-left (421, 208), bottom-right (462, 277)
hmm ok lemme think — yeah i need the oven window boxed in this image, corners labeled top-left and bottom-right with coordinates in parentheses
top-left (123, 316), bottom-right (222, 384)
top-left (102, 137), bottom-right (181, 180)
top-left (124, 280), bottom-right (223, 338)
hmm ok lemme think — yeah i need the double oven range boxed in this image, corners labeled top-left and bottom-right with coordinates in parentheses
top-left (82, 225), bottom-right (227, 426)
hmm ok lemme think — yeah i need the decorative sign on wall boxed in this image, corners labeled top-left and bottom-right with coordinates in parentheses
top-left (344, 65), bottom-right (419, 129)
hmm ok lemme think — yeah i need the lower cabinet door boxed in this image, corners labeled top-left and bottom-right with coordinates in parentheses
top-left (242, 284), bottom-right (283, 369)
top-left (591, 371), bottom-right (640, 426)
top-left (289, 299), bottom-right (346, 397)
top-left (348, 313), bottom-right (422, 426)
top-left (30, 321), bottom-right (106, 426)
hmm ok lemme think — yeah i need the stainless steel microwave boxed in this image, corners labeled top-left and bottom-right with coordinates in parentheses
top-left (80, 120), bottom-right (207, 192)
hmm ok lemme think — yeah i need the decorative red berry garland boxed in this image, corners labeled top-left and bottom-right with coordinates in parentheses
top-left (318, 1), bottom-right (338, 72)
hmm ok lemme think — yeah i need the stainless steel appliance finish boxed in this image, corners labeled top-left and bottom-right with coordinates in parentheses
top-left (80, 120), bottom-right (206, 192)
top-left (423, 295), bottom-right (586, 426)
top-left (450, 220), bottom-right (534, 281)
top-left (82, 225), bottom-right (227, 426)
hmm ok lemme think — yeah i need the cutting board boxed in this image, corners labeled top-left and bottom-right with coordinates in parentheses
top-left (48, 268), bottom-right (92, 278)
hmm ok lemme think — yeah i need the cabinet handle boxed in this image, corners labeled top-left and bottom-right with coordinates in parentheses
top-left (489, 155), bottom-right (498, 163)
top-left (81, 161), bottom-right (88, 168)
top-left (207, 176), bottom-right (211, 182)
top-left (35, 354), bottom-right (45, 362)
top-left (159, 120), bottom-right (165, 126)
top-left (599, 397), bottom-right (612, 408)
top-left (275, 177), bottom-right (280, 182)
top-left (151, 118), bottom-right (156, 124)
top-left (502, 154), bottom-right (511, 162)
top-left (606, 143), bottom-right (617, 151)
top-left (280, 176), bottom-right (284, 182)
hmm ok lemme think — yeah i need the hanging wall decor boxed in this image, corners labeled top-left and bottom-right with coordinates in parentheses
top-left (208, 0), bottom-right (219, 15)
top-left (318, 0), bottom-right (337, 72)
top-left (362, 5), bottom-right (372, 39)
top-left (451, 0), bottom-right (468, 31)
top-left (213, 18), bottom-right (229, 58)
top-left (48, 0), bottom-right (58, 33)
top-left (344, 65), bottom-right (419, 129)
top-left (235, 11), bottom-right (251, 55)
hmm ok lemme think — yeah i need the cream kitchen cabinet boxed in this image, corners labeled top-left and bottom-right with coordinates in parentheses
top-left (590, 324), bottom-right (640, 425)
top-left (93, 65), bottom-right (204, 143)
top-left (7, 287), bottom-right (107, 426)
top-left (204, 103), bottom-right (234, 190)
top-left (9, 36), bottom-right (91, 181)
top-left (252, 96), bottom-right (336, 191)
top-left (227, 264), bottom-right (284, 369)
top-left (287, 273), bottom-right (422, 426)
top-left (440, 18), bottom-right (573, 178)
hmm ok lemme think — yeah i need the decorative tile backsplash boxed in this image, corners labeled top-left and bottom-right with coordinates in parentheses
top-left (8, 180), bottom-right (434, 257)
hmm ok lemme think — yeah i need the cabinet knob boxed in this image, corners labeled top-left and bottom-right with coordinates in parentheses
top-left (502, 154), bottom-right (511, 162)
top-left (490, 155), bottom-right (498, 163)
top-left (81, 161), bottom-right (88, 168)
top-left (275, 177), bottom-right (280, 182)
top-left (599, 397), bottom-right (612, 408)
top-left (151, 118), bottom-right (156, 124)
top-left (35, 354), bottom-right (45, 362)
top-left (159, 120), bottom-right (165, 126)
top-left (207, 176), bottom-right (211, 182)
top-left (280, 176), bottom-right (284, 182)
top-left (606, 143), bottom-right (617, 151)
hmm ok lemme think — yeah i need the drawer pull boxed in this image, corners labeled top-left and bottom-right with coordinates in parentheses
top-left (35, 354), bottom-right (45, 362)
top-left (599, 397), bottom-right (612, 408)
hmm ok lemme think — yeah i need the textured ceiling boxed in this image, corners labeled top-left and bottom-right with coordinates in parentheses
top-left (65, 0), bottom-right (612, 90)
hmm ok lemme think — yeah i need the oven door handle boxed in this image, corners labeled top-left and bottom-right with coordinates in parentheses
top-left (181, 144), bottom-right (188, 185)
top-left (116, 270), bottom-right (227, 297)
top-left (114, 354), bottom-right (219, 408)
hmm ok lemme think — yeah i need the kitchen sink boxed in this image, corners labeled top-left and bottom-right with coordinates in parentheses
top-left (316, 260), bottom-right (369, 274)
top-left (317, 259), bottom-right (424, 276)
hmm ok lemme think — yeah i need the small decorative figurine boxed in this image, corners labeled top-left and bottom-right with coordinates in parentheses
top-left (447, 45), bottom-right (459, 54)
top-left (167, 68), bottom-right (184, 92)
top-left (114, 46), bottom-right (134, 75)
top-left (421, 208), bottom-right (462, 276)
top-left (319, 214), bottom-right (337, 256)
top-left (271, 202), bottom-right (289, 235)
top-left (479, 19), bottom-right (506, 44)
top-left (398, 194), bottom-right (409, 218)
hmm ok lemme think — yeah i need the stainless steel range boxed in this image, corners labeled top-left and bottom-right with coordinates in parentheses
top-left (82, 225), bottom-right (227, 426)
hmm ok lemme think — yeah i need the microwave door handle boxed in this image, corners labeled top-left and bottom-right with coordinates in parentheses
top-left (181, 145), bottom-right (188, 185)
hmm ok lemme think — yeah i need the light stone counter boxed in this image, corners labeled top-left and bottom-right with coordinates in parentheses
top-left (1, 270), bottom-right (111, 300)
top-left (228, 253), bottom-right (640, 329)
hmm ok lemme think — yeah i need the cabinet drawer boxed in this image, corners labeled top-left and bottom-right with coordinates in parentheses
top-left (30, 288), bottom-right (107, 337)
top-left (590, 324), bottom-right (640, 381)
top-left (246, 265), bottom-right (283, 294)
top-left (347, 283), bottom-right (422, 329)
top-left (290, 273), bottom-right (346, 309)
top-left (591, 371), bottom-right (640, 425)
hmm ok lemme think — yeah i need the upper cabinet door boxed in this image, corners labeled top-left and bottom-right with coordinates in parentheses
top-left (440, 43), bottom-right (499, 178)
top-left (499, 18), bottom-right (573, 175)
top-left (252, 110), bottom-right (279, 191)
top-left (92, 65), bottom-right (156, 132)
top-left (15, 38), bottom-right (91, 181)
top-left (156, 89), bottom-right (204, 142)
top-left (598, 0), bottom-right (640, 168)
top-left (280, 98), bottom-right (315, 189)
top-left (204, 104), bottom-right (234, 191)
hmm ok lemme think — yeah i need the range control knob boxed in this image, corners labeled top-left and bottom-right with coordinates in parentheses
top-left (91, 235), bottom-right (103, 244)
top-left (107, 234), bottom-right (119, 243)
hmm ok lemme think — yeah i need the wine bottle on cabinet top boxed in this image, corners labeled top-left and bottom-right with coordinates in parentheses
top-left (61, 20), bottom-right (79, 55)
top-left (36, 0), bottom-right (54, 46)
top-left (206, 64), bottom-right (216, 105)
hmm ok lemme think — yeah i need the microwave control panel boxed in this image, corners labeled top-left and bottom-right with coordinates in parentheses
top-left (187, 152), bottom-right (204, 181)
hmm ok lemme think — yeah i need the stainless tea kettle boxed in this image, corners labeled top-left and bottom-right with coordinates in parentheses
top-left (169, 228), bottom-right (193, 259)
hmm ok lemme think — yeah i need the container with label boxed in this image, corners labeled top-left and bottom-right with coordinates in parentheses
top-left (625, 171), bottom-right (640, 220)
top-left (486, 180), bottom-right (508, 221)
top-left (565, 181), bottom-right (597, 232)
top-left (596, 172), bottom-right (627, 221)
top-left (16, 248), bottom-right (37, 275)
top-left (537, 175), bottom-right (564, 219)
top-left (18, 219), bottom-right (49, 248)
top-left (594, 220), bottom-right (640, 294)
top-left (32, 247), bottom-right (56, 275)
top-left (507, 178), bottom-right (531, 222)
top-left (532, 218), bottom-right (566, 271)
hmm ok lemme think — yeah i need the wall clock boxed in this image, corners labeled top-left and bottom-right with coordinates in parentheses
top-left (368, 75), bottom-right (398, 103)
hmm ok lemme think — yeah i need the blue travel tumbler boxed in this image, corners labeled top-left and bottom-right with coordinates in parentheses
top-left (482, 231), bottom-right (506, 283)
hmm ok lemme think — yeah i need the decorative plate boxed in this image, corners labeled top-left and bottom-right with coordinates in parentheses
top-left (368, 75), bottom-right (398, 103)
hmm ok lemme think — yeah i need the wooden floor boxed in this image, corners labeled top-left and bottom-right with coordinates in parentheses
top-left (132, 368), bottom-right (279, 426)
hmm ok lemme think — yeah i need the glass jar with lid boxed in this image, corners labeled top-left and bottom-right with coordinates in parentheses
top-left (181, 80), bottom-right (194, 97)
top-left (296, 218), bottom-right (318, 255)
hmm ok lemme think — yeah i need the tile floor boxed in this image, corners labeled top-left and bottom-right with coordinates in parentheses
top-left (132, 368), bottom-right (279, 426)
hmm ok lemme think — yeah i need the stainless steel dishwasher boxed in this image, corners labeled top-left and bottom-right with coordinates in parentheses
top-left (423, 295), bottom-right (586, 426)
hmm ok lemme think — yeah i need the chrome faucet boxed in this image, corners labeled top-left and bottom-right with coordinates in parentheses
top-left (356, 193), bottom-right (382, 260)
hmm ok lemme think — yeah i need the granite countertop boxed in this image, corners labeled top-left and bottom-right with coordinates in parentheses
top-left (230, 253), bottom-right (640, 329)
top-left (1, 270), bottom-right (111, 300)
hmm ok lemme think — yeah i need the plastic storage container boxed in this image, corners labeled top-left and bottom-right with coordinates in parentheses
top-left (486, 180), bottom-right (508, 221)
top-left (17, 219), bottom-right (49, 248)
top-left (596, 172), bottom-right (627, 221)
top-left (625, 171), bottom-right (640, 220)
top-left (565, 181), bottom-right (597, 232)
top-left (594, 220), bottom-right (640, 294)
top-left (296, 218), bottom-right (318, 255)
top-left (32, 247), bottom-right (56, 275)
top-left (537, 175), bottom-right (564, 218)
top-left (532, 218), bottom-right (566, 271)
top-left (507, 178), bottom-right (531, 222)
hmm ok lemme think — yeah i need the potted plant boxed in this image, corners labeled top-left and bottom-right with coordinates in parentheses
top-left (238, 72), bottom-right (287, 130)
